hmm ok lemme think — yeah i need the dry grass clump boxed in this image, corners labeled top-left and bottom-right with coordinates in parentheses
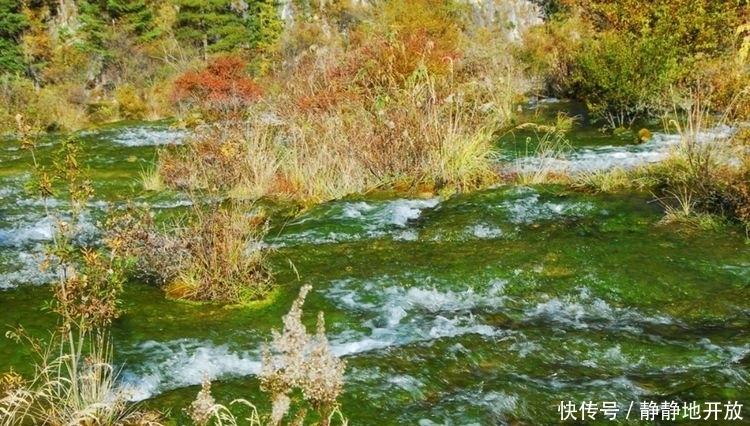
top-left (572, 167), bottom-right (639, 193)
top-left (184, 376), bottom-right (254, 426)
top-left (175, 204), bottom-right (273, 304)
top-left (0, 330), bottom-right (161, 426)
top-left (637, 87), bottom-right (750, 229)
top-left (106, 204), bottom-right (189, 287)
top-left (504, 112), bottom-right (576, 185)
top-left (259, 285), bottom-right (346, 426)
top-left (184, 285), bottom-right (347, 426)
top-left (159, 119), bottom-right (285, 198)
top-left (271, 0), bottom-right (521, 195)
top-left (108, 201), bottom-right (273, 305)
top-left (139, 166), bottom-right (166, 192)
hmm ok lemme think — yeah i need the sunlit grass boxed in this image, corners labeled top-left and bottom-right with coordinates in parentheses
top-left (512, 113), bottom-right (576, 185)
top-left (139, 166), bottom-right (165, 192)
top-left (572, 167), bottom-right (635, 193)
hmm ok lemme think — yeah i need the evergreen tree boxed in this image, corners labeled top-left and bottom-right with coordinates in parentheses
top-left (174, 0), bottom-right (282, 55)
top-left (78, 0), bottom-right (110, 54)
top-left (0, 0), bottom-right (28, 74)
top-left (78, 0), bottom-right (157, 53)
top-left (246, 0), bottom-right (282, 52)
top-left (105, 0), bottom-right (158, 41)
top-left (174, 0), bottom-right (250, 53)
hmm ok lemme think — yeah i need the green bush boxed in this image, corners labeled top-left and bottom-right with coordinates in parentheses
top-left (569, 31), bottom-right (681, 129)
top-left (526, 0), bottom-right (748, 127)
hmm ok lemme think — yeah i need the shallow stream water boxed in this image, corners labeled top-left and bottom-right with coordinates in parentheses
top-left (1, 117), bottom-right (749, 425)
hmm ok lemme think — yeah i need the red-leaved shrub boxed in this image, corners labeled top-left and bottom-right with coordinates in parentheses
top-left (172, 55), bottom-right (262, 119)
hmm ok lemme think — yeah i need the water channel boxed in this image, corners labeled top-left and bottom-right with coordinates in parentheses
top-left (1, 110), bottom-right (748, 425)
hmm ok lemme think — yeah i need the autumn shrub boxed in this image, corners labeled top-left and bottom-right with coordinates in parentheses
top-left (277, 0), bottom-right (365, 63)
top-left (275, 108), bottom-right (376, 201)
top-left (172, 55), bottom-right (263, 120)
top-left (633, 84), bottom-right (750, 230)
top-left (175, 202), bottom-right (273, 304)
top-left (0, 77), bottom-right (84, 132)
top-left (568, 31), bottom-right (682, 130)
top-left (351, 0), bottom-right (462, 86)
top-left (39, 85), bottom-right (90, 131)
top-left (0, 75), bottom-right (36, 133)
top-left (725, 175), bottom-right (750, 234)
top-left (119, 123), bottom-right (279, 304)
top-left (273, 56), bottom-right (503, 197)
top-left (159, 119), bottom-right (283, 197)
top-left (115, 84), bottom-right (148, 120)
top-left (516, 9), bottom-right (584, 96)
top-left (160, 0), bottom-right (535, 201)
top-left (107, 204), bottom-right (188, 287)
top-left (276, 0), bottom-right (516, 195)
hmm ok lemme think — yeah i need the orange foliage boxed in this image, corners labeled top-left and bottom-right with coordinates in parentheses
top-left (172, 55), bottom-right (263, 119)
top-left (284, 0), bottom-right (461, 114)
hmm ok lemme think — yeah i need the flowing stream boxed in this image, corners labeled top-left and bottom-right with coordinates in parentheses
top-left (1, 115), bottom-right (749, 425)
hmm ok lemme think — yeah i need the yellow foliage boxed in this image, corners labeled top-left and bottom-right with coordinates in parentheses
top-left (114, 85), bottom-right (147, 120)
top-left (737, 23), bottom-right (750, 65)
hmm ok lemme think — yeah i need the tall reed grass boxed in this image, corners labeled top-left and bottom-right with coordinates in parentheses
top-left (651, 87), bottom-right (748, 225)
top-left (510, 112), bottom-right (576, 185)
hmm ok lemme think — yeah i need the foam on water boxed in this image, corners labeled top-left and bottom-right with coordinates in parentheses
top-left (510, 126), bottom-right (736, 175)
top-left (522, 287), bottom-right (673, 330)
top-left (117, 274), bottom-right (750, 409)
top-left (387, 374), bottom-right (426, 399)
top-left (416, 388), bottom-right (520, 426)
top-left (696, 338), bottom-right (750, 366)
top-left (325, 310), bottom-right (500, 359)
top-left (500, 187), bottom-right (595, 225)
top-left (121, 277), bottom-right (510, 399)
top-left (270, 198), bottom-right (439, 246)
top-left (518, 372), bottom-right (645, 399)
top-left (123, 272), bottom-right (505, 400)
top-left (327, 276), bottom-right (509, 315)
top-left (0, 210), bottom-right (101, 287)
top-left (121, 322), bottom-right (502, 401)
top-left (270, 229), bottom-right (360, 246)
top-left (0, 182), bottom-right (23, 200)
top-left (324, 277), bottom-right (508, 356)
top-left (468, 223), bottom-right (504, 239)
top-left (0, 152), bottom-right (22, 164)
top-left (508, 337), bottom-right (544, 359)
top-left (0, 248), bottom-right (58, 288)
top-left (109, 126), bottom-right (186, 147)
top-left (120, 339), bottom-right (261, 401)
top-left (0, 215), bottom-right (56, 247)
top-left (340, 201), bottom-right (375, 219)
top-left (378, 198), bottom-right (440, 227)
top-left (145, 199), bottom-right (194, 209)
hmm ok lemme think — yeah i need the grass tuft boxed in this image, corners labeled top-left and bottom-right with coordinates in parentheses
top-left (139, 166), bottom-right (165, 192)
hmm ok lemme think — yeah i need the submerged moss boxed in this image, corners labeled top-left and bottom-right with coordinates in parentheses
top-left (1, 124), bottom-right (749, 425)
